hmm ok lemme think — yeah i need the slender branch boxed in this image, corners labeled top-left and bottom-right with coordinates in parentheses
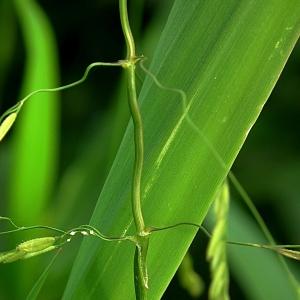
top-left (0, 61), bottom-right (122, 143)
top-left (0, 225), bottom-right (66, 236)
top-left (150, 222), bottom-right (300, 260)
top-left (0, 61), bottom-right (122, 121)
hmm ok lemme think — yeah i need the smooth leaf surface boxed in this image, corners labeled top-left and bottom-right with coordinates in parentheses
top-left (7, 0), bottom-right (59, 296)
top-left (64, 1), bottom-right (300, 299)
top-left (9, 0), bottom-right (59, 224)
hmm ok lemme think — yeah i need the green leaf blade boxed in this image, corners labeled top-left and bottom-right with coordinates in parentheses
top-left (63, 1), bottom-right (300, 299)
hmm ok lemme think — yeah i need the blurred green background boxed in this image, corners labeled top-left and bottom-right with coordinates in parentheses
top-left (0, 0), bottom-right (299, 299)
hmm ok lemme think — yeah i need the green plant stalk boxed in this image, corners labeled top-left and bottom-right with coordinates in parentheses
top-left (59, 1), bottom-right (300, 298)
top-left (119, 0), bottom-right (145, 235)
top-left (126, 65), bottom-right (146, 234)
top-left (119, 0), bottom-right (148, 299)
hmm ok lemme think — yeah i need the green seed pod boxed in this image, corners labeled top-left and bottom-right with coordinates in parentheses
top-left (0, 112), bottom-right (17, 142)
top-left (276, 248), bottom-right (300, 261)
top-left (22, 245), bottom-right (57, 260)
top-left (0, 250), bottom-right (26, 263)
top-left (17, 237), bottom-right (56, 253)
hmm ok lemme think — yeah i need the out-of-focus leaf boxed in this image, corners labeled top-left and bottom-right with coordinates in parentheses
top-left (9, 0), bottom-right (59, 224)
top-left (178, 253), bottom-right (204, 298)
top-left (6, 0), bottom-right (59, 296)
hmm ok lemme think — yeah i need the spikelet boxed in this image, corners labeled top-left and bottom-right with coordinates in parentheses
top-left (0, 250), bottom-right (26, 263)
top-left (0, 236), bottom-right (57, 263)
top-left (17, 237), bottom-right (56, 253)
top-left (207, 181), bottom-right (230, 300)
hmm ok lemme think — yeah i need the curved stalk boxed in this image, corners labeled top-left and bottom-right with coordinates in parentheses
top-left (119, 0), bottom-right (148, 299)
top-left (119, 0), bottom-right (145, 235)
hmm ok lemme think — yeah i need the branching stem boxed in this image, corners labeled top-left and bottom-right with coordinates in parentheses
top-left (1, 2), bottom-right (298, 298)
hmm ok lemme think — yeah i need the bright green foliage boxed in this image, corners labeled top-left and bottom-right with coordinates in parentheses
top-left (9, 0), bottom-right (59, 224)
top-left (5, 0), bottom-right (59, 296)
top-left (0, 0), bottom-right (299, 299)
top-left (63, 1), bottom-right (300, 299)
